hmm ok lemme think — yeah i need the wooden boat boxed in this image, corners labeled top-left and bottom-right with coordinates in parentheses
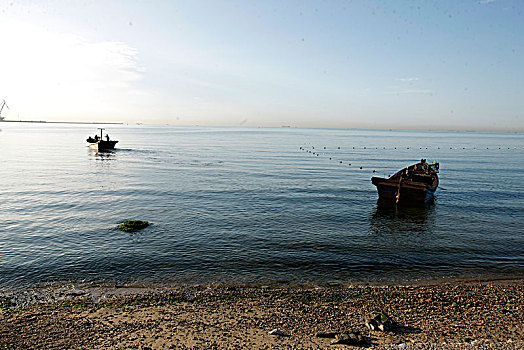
top-left (87, 128), bottom-right (118, 151)
top-left (371, 159), bottom-right (439, 204)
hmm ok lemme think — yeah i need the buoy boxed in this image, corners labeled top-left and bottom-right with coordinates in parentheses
top-left (337, 146), bottom-right (340, 149)
top-left (329, 157), bottom-right (332, 160)
top-left (312, 146), bottom-right (315, 149)
top-left (348, 163), bottom-right (351, 166)
top-left (323, 146), bottom-right (326, 149)
top-left (340, 161), bottom-right (342, 164)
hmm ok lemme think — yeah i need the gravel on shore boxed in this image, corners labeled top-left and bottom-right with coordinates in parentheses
top-left (1, 280), bottom-right (522, 349)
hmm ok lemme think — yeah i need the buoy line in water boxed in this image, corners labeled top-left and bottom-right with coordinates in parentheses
top-left (297, 143), bottom-right (522, 176)
top-left (299, 145), bottom-right (522, 150)
top-left (298, 146), bottom-right (384, 174)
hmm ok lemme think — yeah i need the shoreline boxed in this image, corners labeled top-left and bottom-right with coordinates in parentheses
top-left (1, 279), bottom-right (522, 349)
top-left (2, 275), bottom-right (523, 307)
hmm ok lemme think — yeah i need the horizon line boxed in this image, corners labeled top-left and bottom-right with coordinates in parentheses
top-left (1, 120), bottom-right (522, 134)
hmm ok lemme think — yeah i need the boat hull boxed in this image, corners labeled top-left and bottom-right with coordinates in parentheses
top-left (88, 140), bottom-right (118, 151)
top-left (371, 178), bottom-right (437, 203)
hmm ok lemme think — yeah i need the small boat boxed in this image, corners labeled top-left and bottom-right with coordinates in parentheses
top-left (371, 159), bottom-right (439, 204)
top-left (87, 128), bottom-right (118, 151)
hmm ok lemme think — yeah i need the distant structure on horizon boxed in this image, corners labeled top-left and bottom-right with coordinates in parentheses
top-left (0, 99), bottom-right (8, 121)
top-left (0, 100), bottom-right (123, 125)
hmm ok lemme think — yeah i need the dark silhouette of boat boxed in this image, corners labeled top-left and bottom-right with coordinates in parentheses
top-left (371, 159), bottom-right (439, 204)
top-left (87, 128), bottom-right (118, 151)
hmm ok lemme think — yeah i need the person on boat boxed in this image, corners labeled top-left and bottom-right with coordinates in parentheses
top-left (105, 134), bottom-right (110, 141)
top-left (94, 135), bottom-right (99, 141)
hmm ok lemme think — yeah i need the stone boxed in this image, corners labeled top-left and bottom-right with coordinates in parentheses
top-left (330, 331), bottom-right (366, 346)
top-left (66, 290), bottom-right (86, 297)
top-left (315, 332), bottom-right (337, 338)
top-left (331, 333), bottom-right (349, 344)
top-left (268, 329), bottom-right (286, 336)
top-left (118, 220), bottom-right (149, 232)
top-left (365, 312), bottom-right (397, 332)
top-left (365, 318), bottom-right (379, 331)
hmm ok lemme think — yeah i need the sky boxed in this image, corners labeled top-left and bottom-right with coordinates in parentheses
top-left (0, 0), bottom-right (523, 131)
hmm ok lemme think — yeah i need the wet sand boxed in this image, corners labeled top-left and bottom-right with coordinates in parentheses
top-left (1, 280), bottom-right (522, 349)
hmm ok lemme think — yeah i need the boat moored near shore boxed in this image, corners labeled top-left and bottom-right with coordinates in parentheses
top-left (371, 159), bottom-right (439, 204)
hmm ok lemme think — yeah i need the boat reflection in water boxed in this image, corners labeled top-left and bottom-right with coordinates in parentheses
top-left (87, 147), bottom-right (117, 162)
top-left (369, 199), bottom-right (436, 236)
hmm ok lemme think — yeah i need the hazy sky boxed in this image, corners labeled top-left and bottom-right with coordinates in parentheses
top-left (0, 1), bottom-right (523, 131)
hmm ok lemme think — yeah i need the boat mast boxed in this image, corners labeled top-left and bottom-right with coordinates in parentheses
top-left (0, 100), bottom-right (9, 121)
top-left (99, 128), bottom-right (105, 140)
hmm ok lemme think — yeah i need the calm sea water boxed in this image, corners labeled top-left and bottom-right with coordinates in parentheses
top-left (0, 123), bottom-right (523, 289)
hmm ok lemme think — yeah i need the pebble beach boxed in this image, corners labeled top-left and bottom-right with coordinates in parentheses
top-left (1, 279), bottom-right (522, 349)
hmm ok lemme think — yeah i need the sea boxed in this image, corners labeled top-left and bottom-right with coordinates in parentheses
top-left (1, 123), bottom-right (523, 290)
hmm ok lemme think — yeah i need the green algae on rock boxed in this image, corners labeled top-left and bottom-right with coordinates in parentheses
top-left (118, 220), bottom-right (149, 232)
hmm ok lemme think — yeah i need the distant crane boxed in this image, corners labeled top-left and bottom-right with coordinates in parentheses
top-left (0, 99), bottom-right (9, 121)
